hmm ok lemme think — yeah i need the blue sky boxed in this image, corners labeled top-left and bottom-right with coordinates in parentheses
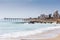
top-left (0, 0), bottom-right (60, 18)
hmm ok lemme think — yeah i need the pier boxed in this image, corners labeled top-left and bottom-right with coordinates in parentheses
top-left (2, 10), bottom-right (60, 24)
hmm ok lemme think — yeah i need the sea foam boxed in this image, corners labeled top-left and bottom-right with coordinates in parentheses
top-left (0, 25), bottom-right (60, 38)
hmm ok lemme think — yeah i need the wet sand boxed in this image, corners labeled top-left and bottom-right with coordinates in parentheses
top-left (19, 28), bottom-right (60, 40)
top-left (0, 28), bottom-right (60, 40)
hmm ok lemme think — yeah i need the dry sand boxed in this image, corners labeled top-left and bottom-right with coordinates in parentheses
top-left (46, 35), bottom-right (60, 40)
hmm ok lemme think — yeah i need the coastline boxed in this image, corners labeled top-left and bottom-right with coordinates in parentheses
top-left (0, 25), bottom-right (60, 40)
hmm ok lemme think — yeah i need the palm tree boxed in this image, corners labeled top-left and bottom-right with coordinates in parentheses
top-left (49, 14), bottom-right (52, 19)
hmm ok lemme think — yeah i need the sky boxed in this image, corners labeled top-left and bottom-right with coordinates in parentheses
top-left (0, 0), bottom-right (60, 18)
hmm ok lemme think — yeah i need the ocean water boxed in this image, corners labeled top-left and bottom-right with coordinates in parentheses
top-left (0, 22), bottom-right (60, 38)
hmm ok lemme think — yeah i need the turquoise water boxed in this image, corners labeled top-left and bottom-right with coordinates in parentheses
top-left (0, 22), bottom-right (59, 34)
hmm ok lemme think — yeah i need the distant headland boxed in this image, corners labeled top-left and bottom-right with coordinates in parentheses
top-left (3, 10), bottom-right (60, 24)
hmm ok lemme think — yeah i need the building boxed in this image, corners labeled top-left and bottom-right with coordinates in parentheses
top-left (38, 14), bottom-right (49, 19)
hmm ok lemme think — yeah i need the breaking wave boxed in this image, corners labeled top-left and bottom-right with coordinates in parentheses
top-left (0, 25), bottom-right (60, 38)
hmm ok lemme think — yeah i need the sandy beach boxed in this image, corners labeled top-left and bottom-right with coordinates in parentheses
top-left (48, 35), bottom-right (60, 40)
top-left (19, 28), bottom-right (60, 40)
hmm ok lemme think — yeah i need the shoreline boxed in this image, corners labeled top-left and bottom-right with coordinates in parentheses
top-left (0, 26), bottom-right (60, 40)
